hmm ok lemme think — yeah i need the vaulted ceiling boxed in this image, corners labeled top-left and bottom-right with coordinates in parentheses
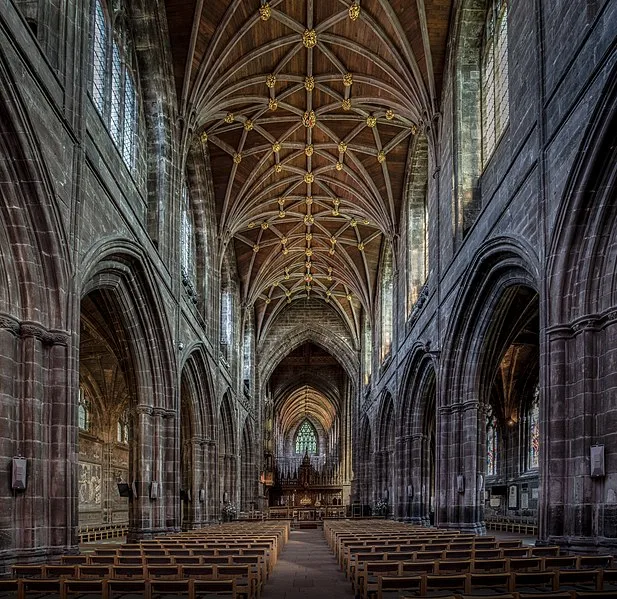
top-left (166, 0), bottom-right (452, 340)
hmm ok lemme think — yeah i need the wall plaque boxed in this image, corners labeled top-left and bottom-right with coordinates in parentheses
top-left (508, 485), bottom-right (517, 508)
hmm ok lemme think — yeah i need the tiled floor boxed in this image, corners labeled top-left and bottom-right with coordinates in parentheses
top-left (262, 528), bottom-right (354, 599)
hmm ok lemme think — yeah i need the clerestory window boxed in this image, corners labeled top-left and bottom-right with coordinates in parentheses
top-left (481, 0), bottom-right (509, 166)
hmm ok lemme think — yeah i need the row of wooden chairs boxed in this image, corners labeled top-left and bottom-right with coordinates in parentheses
top-left (0, 577), bottom-right (235, 599)
top-left (13, 563), bottom-right (257, 598)
top-left (354, 555), bottom-right (615, 587)
top-left (348, 550), bottom-right (610, 586)
top-left (342, 539), bottom-right (534, 573)
top-left (369, 569), bottom-right (617, 599)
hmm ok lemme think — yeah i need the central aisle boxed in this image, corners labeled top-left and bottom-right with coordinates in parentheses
top-left (261, 527), bottom-right (354, 599)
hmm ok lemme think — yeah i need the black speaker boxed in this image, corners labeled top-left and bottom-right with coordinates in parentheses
top-left (117, 482), bottom-right (131, 497)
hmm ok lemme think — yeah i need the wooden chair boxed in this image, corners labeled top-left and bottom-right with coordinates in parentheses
top-left (472, 558), bottom-right (507, 573)
top-left (557, 569), bottom-right (602, 592)
top-left (146, 564), bottom-right (181, 579)
top-left (444, 549), bottom-right (473, 560)
top-left (530, 546), bottom-right (560, 557)
top-left (181, 564), bottom-right (216, 580)
top-left (12, 566), bottom-right (44, 579)
top-left (63, 578), bottom-right (105, 598)
top-left (61, 556), bottom-right (88, 565)
top-left (106, 578), bottom-right (148, 599)
top-left (43, 566), bottom-right (77, 579)
top-left (77, 565), bottom-right (110, 579)
top-left (474, 548), bottom-right (502, 560)
top-left (436, 560), bottom-right (472, 574)
top-left (400, 561), bottom-right (436, 576)
top-left (149, 579), bottom-right (191, 598)
top-left (502, 547), bottom-right (531, 558)
top-left (543, 556), bottom-right (578, 570)
top-left (18, 578), bottom-right (63, 598)
top-left (88, 556), bottom-right (115, 566)
top-left (145, 556), bottom-right (174, 565)
top-left (465, 571), bottom-right (511, 594)
top-left (511, 570), bottom-right (558, 593)
top-left (111, 564), bottom-right (145, 579)
top-left (0, 580), bottom-right (18, 599)
top-left (192, 579), bottom-right (236, 599)
top-left (508, 557), bottom-right (543, 572)
top-left (362, 562), bottom-right (401, 599)
top-left (423, 573), bottom-right (467, 596)
top-left (577, 555), bottom-right (614, 569)
top-left (216, 565), bottom-right (253, 599)
top-left (376, 575), bottom-right (422, 599)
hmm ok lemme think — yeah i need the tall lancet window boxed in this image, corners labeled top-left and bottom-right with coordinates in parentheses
top-left (295, 420), bottom-right (317, 455)
top-left (481, 0), bottom-right (509, 166)
top-left (380, 245), bottom-right (394, 362)
top-left (407, 134), bottom-right (429, 315)
top-left (89, 0), bottom-right (143, 173)
top-left (180, 182), bottom-right (196, 290)
top-left (363, 313), bottom-right (372, 386)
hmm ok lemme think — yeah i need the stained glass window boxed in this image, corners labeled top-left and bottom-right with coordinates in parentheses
top-left (92, 0), bottom-right (107, 115)
top-left (295, 420), bottom-right (317, 455)
top-left (89, 0), bottom-right (142, 172)
top-left (487, 414), bottom-right (498, 476)
top-left (528, 385), bottom-right (540, 469)
top-left (481, 0), bottom-right (509, 166)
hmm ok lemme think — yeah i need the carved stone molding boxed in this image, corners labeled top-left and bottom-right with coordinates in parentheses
top-left (0, 315), bottom-right (69, 345)
top-left (0, 314), bottom-right (20, 334)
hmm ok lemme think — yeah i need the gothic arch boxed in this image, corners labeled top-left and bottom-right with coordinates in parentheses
top-left (548, 63), bottom-right (617, 323)
top-left (259, 324), bottom-right (359, 385)
top-left (397, 347), bottom-right (437, 522)
top-left (80, 240), bottom-right (176, 413)
top-left (240, 418), bottom-right (258, 512)
top-left (0, 48), bottom-right (69, 328)
top-left (437, 237), bottom-right (538, 531)
top-left (441, 236), bottom-right (539, 407)
top-left (218, 392), bottom-right (237, 507)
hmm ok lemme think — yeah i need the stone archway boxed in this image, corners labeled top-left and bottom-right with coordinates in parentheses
top-left (397, 351), bottom-right (437, 524)
top-left (439, 237), bottom-right (539, 532)
top-left (79, 247), bottom-right (177, 539)
top-left (543, 66), bottom-right (617, 551)
top-left (376, 393), bottom-right (396, 516)
top-left (180, 347), bottom-right (216, 529)
top-left (218, 393), bottom-right (237, 514)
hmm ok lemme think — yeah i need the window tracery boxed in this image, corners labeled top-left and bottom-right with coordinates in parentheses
top-left (295, 420), bottom-right (317, 455)
top-left (481, 0), bottom-right (509, 166)
top-left (90, 0), bottom-right (142, 172)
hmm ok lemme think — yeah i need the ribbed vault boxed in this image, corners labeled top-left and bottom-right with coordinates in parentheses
top-left (166, 0), bottom-right (451, 340)
top-left (277, 384), bottom-right (337, 435)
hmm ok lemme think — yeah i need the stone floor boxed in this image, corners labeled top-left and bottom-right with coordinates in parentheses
top-left (261, 528), bottom-right (354, 599)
